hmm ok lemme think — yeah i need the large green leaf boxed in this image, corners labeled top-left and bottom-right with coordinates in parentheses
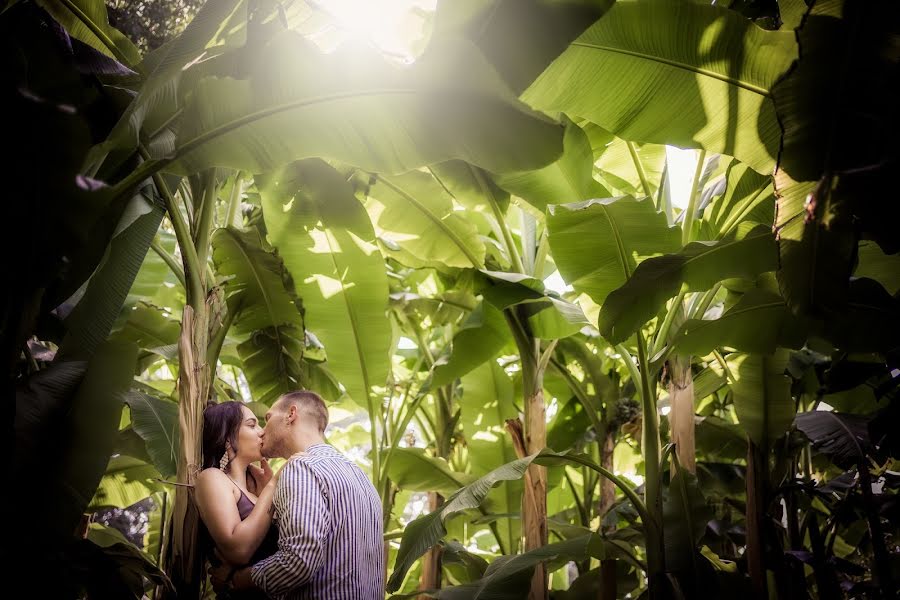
top-left (599, 223), bottom-right (777, 344)
top-left (663, 466), bottom-right (713, 573)
top-left (433, 0), bottom-right (609, 94)
top-left (459, 361), bottom-right (522, 553)
top-left (727, 350), bottom-right (793, 450)
top-left (59, 340), bottom-right (139, 531)
top-left (168, 34), bottom-right (563, 175)
top-left (523, 0), bottom-right (797, 173)
top-left (367, 171), bottom-right (485, 270)
top-left (772, 0), bottom-right (899, 315)
top-left (124, 388), bottom-right (179, 478)
top-left (212, 227), bottom-right (306, 403)
top-left (493, 118), bottom-right (608, 211)
top-left (430, 301), bottom-right (511, 388)
top-left (673, 288), bottom-right (807, 354)
top-left (90, 456), bottom-right (162, 510)
top-left (212, 227), bottom-right (303, 334)
top-left (546, 196), bottom-right (680, 308)
top-left (37, 0), bottom-right (141, 65)
top-left (58, 197), bottom-right (165, 360)
top-left (236, 328), bottom-right (306, 404)
top-left (386, 448), bottom-right (473, 496)
top-left (261, 159), bottom-right (392, 410)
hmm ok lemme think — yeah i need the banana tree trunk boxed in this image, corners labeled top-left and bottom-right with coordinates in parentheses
top-left (162, 304), bottom-right (210, 597)
top-left (668, 355), bottom-right (695, 473)
top-left (158, 170), bottom-right (218, 598)
top-left (524, 387), bottom-right (548, 600)
top-left (745, 439), bottom-right (767, 600)
top-left (597, 428), bottom-right (617, 519)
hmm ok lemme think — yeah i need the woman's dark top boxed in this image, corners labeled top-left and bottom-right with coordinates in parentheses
top-left (234, 486), bottom-right (280, 565)
top-left (205, 477), bottom-right (279, 599)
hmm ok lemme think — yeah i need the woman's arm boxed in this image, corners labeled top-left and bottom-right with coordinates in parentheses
top-left (195, 469), bottom-right (277, 566)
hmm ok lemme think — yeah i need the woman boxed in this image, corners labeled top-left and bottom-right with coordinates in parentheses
top-left (196, 401), bottom-right (280, 597)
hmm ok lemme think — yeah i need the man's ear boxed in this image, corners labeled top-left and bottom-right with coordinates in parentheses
top-left (286, 404), bottom-right (297, 424)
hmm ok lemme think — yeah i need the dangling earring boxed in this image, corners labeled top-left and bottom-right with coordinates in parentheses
top-left (219, 442), bottom-right (232, 472)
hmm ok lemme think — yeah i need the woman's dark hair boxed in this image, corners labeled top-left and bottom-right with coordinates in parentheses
top-left (201, 401), bottom-right (245, 470)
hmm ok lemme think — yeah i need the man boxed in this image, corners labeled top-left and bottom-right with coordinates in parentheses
top-left (212, 390), bottom-right (384, 598)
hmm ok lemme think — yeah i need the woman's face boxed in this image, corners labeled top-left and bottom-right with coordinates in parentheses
top-left (235, 406), bottom-right (264, 462)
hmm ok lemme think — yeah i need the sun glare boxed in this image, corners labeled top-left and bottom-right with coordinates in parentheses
top-left (665, 145), bottom-right (700, 210)
top-left (314, 0), bottom-right (437, 62)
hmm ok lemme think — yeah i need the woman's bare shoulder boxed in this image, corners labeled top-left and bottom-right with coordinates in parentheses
top-left (196, 468), bottom-right (230, 490)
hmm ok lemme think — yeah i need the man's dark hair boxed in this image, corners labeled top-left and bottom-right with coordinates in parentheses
top-left (276, 390), bottom-right (329, 433)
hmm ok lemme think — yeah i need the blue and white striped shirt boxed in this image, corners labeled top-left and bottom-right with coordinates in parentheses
top-left (251, 443), bottom-right (384, 599)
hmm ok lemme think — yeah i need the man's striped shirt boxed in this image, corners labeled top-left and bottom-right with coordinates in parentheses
top-left (251, 443), bottom-right (384, 599)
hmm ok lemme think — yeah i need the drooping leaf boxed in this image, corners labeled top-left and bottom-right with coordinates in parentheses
top-left (547, 196), bottom-right (680, 307)
top-left (236, 328), bottom-right (305, 405)
top-left (261, 159), bottom-right (391, 410)
top-left (673, 288), bottom-right (808, 354)
top-left (794, 411), bottom-right (872, 470)
top-left (170, 34), bottom-right (563, 175)
top-left (599, 223), bottom-right (777, 344)
top-left (212, 227), bottom-right (303, 334)
top-left (367, 171), bottom-right (485, 270)
top-left (494, 117), bottom-right (608, 211)
top-left (523, 0), bottom-right (797, 173)
top-left (727, 350), bottom-right (793, 450)
top-left (212, 227), bottom-right (306, 404)
top-left (124, 388), bottom-right (179, 478)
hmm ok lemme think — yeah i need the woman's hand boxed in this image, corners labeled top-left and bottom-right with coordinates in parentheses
top-left (247, 458), bottom-right (273, 494)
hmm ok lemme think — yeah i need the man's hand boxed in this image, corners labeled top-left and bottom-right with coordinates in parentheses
top-left (208, 561), bottom-right (233, 596)
top-left (247, 458), bottom-right (273, 493)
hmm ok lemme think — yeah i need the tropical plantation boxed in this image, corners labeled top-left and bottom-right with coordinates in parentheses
top-left (7, 0), bottom-right (899, 598)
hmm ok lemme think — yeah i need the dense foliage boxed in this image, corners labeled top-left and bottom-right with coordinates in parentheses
top-left (7, 0), bottom-right (899, 599)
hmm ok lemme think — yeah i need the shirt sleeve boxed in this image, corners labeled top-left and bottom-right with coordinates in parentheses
top-left (250, 459), bottom-right (331, 596)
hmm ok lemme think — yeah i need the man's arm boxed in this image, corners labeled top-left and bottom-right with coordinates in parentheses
top-left (248, 459), bottom-right (331, 596)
